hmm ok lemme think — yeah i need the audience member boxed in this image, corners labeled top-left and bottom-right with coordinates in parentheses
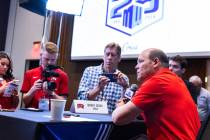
top-left (189, 75), bottom-right (210, 122)
top-left (78, 42), bottom-right (129, 113)
top-left (21, 42), bottom-right (69, 108)
top-left (0, 52), bottom-right (19, 109)
top-left (112, 48), bottom-right (200, 140)
top-left (169, 55), bottom-right (199, 104)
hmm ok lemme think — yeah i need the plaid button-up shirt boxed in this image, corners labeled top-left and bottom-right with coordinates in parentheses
top-left (78, 64), bottom-right (129, 113)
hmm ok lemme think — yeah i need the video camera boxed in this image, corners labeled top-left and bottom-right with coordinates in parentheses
top-left (42, 65), bottom-right (60, 91)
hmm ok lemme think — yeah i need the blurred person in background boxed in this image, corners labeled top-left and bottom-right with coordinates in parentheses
top-left (169, 55), bottom-right (199, 104)
top-left (189, 75), bottom-right (210, 122)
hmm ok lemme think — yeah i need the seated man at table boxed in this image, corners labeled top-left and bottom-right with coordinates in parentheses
top-left (77, 42), bottom-right (129, 113)
top-left (21, 42), bottom-right (69, 109)
top-left (112, 48), bottom-right (200, 140)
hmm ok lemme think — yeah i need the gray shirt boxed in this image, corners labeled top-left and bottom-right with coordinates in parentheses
top-left (197, 87), bottom-right (210, 121)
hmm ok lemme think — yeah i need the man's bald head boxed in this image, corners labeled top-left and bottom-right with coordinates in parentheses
top-left (189, 75), bottom-right (202, 87)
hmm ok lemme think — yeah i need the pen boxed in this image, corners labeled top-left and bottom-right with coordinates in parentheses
top-left (63, 113), bottom-right (80, 117)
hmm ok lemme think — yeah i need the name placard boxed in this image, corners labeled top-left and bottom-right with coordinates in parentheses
top-left (70, 100), bottom-right (108, 114)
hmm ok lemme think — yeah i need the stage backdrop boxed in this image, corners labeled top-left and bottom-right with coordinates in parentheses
top-left (71, 0), bottom-right (210, 60)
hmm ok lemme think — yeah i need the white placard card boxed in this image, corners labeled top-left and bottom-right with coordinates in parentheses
top-left (70, 100), bottom-right (108, 114)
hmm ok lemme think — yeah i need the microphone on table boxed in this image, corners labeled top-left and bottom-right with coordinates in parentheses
top-left (122, 84), bottom-right (138, 103)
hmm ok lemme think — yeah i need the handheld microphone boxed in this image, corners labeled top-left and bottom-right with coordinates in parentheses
top-left (123, 84), bottom-right (138, 102)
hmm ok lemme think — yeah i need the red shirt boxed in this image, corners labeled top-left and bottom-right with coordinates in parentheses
top-left (131, 68), bottom-right (200, 140)
top-left (21, 66), bottom-right (69, 108)
top-left (0, 81), bottom-right (17, 109)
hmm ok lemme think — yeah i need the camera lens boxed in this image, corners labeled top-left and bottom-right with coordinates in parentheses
top-left (47, 82), bottom-right (56, 91)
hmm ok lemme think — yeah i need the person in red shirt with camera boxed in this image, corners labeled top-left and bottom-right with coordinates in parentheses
top-left (21, 42), bottom-right (69, 109)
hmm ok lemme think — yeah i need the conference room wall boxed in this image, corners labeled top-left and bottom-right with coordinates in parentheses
top-left (5, 0), bottom-right (44, 108)
top-left (5, 0), bottom-right (44, 84)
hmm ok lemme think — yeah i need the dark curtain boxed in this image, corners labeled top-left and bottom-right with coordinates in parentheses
top-left (0, 0), bottom-right (10, 51)
top-left (49, 12), bottom-right (74, 110)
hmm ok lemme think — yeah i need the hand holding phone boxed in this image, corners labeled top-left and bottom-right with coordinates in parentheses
top-left (100, 73), bottom-right (117, 82)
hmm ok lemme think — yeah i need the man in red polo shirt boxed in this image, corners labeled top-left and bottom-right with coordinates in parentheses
top-left (112, 48), bottom-right (200, 140)
top-left (21, 42), bottom-right (69, 109)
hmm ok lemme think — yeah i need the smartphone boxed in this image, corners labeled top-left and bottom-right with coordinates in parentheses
top-left (100, 73), bottom-right (117, 82)
top-left (20, 108), bottom-right (44, 112)
top-left (63, 112), bottom-right (80, 117)
top-left (0, 109), bottom-right (15, 112)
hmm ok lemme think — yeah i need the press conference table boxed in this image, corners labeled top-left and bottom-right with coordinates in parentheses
top-left (0, 110), bottom-right (146, 140)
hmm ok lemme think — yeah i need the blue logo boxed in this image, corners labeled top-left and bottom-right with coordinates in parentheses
top-left (106, 0), bottom-right (164, 36)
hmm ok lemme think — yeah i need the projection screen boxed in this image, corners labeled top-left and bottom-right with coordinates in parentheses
top-left (71, 0), bottom-right (210, 60)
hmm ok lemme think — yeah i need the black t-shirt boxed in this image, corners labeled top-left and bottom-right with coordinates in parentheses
top-left (184, 80), bottom-right (199, 104)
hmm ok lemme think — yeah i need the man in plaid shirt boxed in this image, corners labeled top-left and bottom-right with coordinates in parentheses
top-left (78, 42), bottom-right (129, 113)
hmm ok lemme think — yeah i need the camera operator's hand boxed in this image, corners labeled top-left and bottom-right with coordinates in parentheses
top-left (42, 81), bottom-right (65, 100)
top-left (31, 79), bottom-right (43, 93)
top-left (42, 81), bottom-right (54, 96)
top-left (23, 79), bottom-right (43, 106)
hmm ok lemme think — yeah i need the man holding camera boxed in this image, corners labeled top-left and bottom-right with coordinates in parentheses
top-left (21, 42), bottom-right (69, 109)
top-left (77, 42), bottom-right (129, 113)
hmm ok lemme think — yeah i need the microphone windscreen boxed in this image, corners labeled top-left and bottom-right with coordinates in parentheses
top-left (130, 84), bottom-right (138, 92)
top-left (124, 84), bottom-right (138, 99)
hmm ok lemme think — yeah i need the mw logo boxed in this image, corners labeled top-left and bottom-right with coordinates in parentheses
top-left (106, 0), bottom-right (164, 36)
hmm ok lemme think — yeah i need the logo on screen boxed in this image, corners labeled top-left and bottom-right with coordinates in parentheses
top-left (106, 0), bottom-right (164, 36)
